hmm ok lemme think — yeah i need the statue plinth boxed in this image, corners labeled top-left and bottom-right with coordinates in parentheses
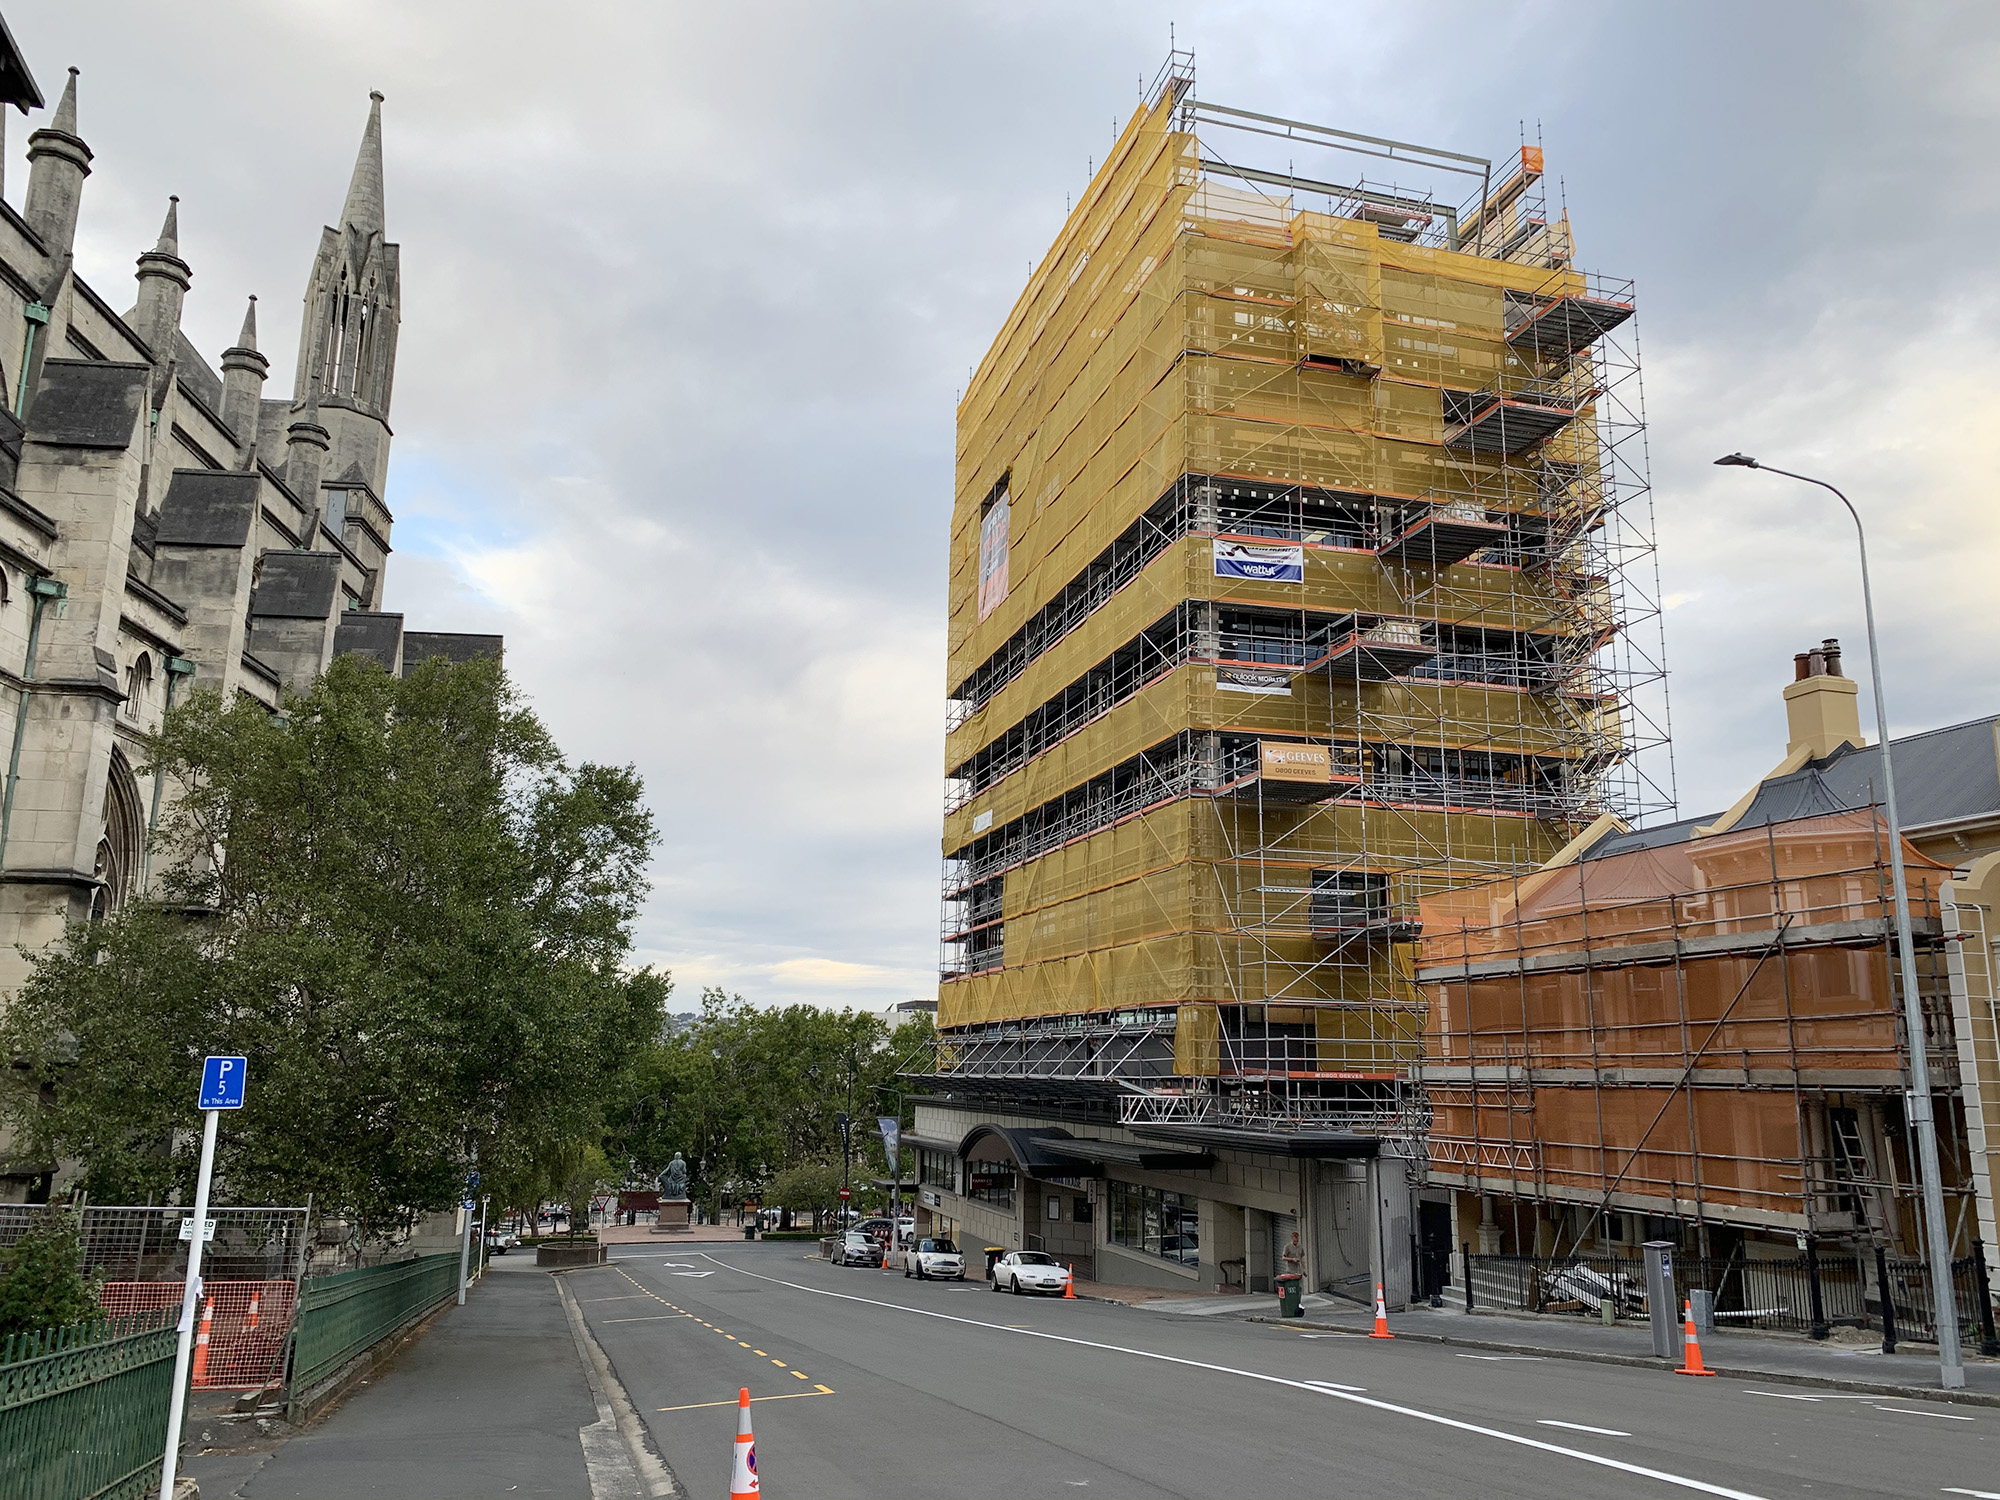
top-left (649, 1198), bottom-right (693, 1234)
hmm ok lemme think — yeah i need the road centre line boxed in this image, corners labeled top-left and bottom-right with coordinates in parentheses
top-left (1541, 1420), bottom-right (1633, 1437)
top-left (658, 1388), bottom-right (834, 1414)
top-left (695, 1252), bottom-right (1771, 1500)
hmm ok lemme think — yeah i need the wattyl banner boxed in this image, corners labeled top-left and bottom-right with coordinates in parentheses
top-left (1214, 540), bottom-right (1304, 583)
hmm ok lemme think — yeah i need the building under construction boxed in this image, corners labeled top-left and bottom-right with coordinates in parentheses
top-left (905, 56), bottom-right (1669, 1302)
top-left (1417, 644), bottom-right (2000, 1294)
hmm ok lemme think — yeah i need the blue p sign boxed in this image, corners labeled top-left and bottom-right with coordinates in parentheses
top-left (199, 1056), bottom-right (248, 1110)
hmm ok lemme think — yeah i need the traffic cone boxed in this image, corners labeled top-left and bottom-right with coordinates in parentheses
top-left (1063, 1264), bottom-right (1077, 1299)
top-left (1369, 1283), bottom-right (1394, 1339)
top-left (729, 1386), bottom-right (759, 1497)
top-left (246, 1290), bottom-right (261, 1332)
top-left (1676, 1299), bottom-right (1715, 1377)
top-left (191, 1297), bottom-right (214, 1385)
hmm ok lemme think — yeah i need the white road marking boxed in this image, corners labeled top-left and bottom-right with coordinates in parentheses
top-left (669, 1271), bottom-right (716, 1277)
top-left (693, 1253), bottom-right (1773, 1500)
top-left (1742, 1390), bottom-right (1878, 1403)
top-left (1457, 1353), bottom-right (1543, 1361)
top-left (1941, 1488), bottom-right (2000, 1498)
top-left (1541, 1420), bottom-right (1633, 1437)
top-left (1874, 1406), bottom-right (1975, 1421)
top-left (1303, 1379), bottom-right (1368, 1393)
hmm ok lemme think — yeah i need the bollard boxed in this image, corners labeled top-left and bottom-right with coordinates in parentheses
top-left (1691, 1288), bottom-right (1715, 1339)
top-left (1875, 1245), bottom-right (1898, 1355)
top-left (1599, 1296), bottom-right (1615, 1326)
top-left (1462, 1241), bottom-right (1474, 1313)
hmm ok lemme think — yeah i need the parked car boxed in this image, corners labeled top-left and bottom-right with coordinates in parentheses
top-left (905, 1237), bottom-right (966, 1281)
top-left (484, 1227), bottom-right (521, 1256)
top-left (991, 1250), bottom-right (1071, 1296)
top-left (834, 1231), bottom-right (884, 1268)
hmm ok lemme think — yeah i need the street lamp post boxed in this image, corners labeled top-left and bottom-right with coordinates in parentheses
top-left (1715, 453), bottom-right (1965, 1389)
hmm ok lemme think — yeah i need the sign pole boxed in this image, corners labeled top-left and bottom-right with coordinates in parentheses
top-left (162, 1055), bottom-right (247, 1499)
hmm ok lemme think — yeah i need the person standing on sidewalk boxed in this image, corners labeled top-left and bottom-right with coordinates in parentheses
top-left (1281, 1232), bottom-right (1303, 1279)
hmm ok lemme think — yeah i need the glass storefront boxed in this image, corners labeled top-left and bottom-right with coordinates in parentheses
top-left (1108, 1181), bottom-right (1198, 1267)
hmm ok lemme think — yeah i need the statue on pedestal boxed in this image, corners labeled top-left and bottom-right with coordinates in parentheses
top-left (659, 1152), bottom-right (689, 1201)
top-left (651, 1151), bottom-right (693, 1234)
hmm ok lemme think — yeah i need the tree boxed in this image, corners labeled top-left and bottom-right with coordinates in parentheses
top-left (0, 654), bottom-right (663, 1243)
top-left (0, 1204), bottom-right (102, 1337)
top-left (765, 1160), bottom-right (846, 1229)
top-left (602, 994), bottom-right (939, 1215)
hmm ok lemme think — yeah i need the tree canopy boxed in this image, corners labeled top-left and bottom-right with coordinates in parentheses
top-left (0, 653), bottom-right (664, 1241)
top-left (605, 991), bottom-right (933, 1211)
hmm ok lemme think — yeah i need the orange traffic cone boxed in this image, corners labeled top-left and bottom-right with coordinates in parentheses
top-left (246, 1290), bottom-right (261, 1332)
top-left (729, 1386), bottom-right (759, 1498)
top-left (1063, 1264), bottom-right (1077, 1299)
top-left (191, 1297), bottom-right (214, 1385)
top-left (1370, 1283), bottom-right (1394, 1339)
top-left (1676, 1299), bottom-right (1715, 1377)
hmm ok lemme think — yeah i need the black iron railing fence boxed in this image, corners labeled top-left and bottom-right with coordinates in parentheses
top-left (1464, 1244), bottom-right (1998, 1348)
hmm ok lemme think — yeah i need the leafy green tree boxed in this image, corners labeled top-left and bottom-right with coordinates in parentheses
top-left (0, 1204), bottom-right (102, 1337)
top-left (604, 994), bottom-right (938, 1215)
top-left (766, 1160), bottom-right (846, 1229)
top-left (0, 655), bottom-right (663, 1243)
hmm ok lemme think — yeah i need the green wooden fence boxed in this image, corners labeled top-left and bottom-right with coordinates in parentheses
top-left (289, 1253), bottom-right (459, 1404)
top-left (0, 1312), bottom-right (178, 1500)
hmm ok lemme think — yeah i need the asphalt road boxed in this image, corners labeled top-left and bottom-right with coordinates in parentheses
top-left (570, 1241), bottom-right (1994, 1500)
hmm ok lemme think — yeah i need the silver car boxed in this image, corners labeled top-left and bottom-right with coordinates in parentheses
top-left (991, 1250), bottom-right (1072, 1296)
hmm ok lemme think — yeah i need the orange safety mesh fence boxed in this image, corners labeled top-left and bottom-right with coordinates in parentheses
top-left (1414, 808), bottom-right (1957, 1219)
top-left (100, 1280), bottom-right (297, 1389)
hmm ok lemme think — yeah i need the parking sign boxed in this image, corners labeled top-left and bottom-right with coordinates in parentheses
top-left (199, 1056), bottom-right (248, 1109)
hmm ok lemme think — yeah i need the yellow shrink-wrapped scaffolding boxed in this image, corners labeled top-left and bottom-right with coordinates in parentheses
top-left (931, 57), bottom-right (1669, 1132)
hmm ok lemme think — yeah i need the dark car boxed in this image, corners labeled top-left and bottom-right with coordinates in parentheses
top-left (834, 1231), bottom-right (884, 1268)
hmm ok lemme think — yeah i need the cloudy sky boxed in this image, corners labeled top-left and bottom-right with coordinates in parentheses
top-left (14, 2), bottom-right (2000, 1013)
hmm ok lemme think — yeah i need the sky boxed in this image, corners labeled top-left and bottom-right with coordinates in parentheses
top-left (12, 1), bottom-right (2000, 1014)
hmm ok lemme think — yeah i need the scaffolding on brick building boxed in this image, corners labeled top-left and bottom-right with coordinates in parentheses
top-left (1413, 808), bottom-right (1979, 1256)
top-left (922, 52), bottom-right (1672, 1139)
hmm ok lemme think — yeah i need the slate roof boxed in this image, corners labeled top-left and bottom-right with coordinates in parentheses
top-left (401, 632), bottom-right (502, 675)
top-left (249, 553), bottom-right (341, 619)
top-left (1585, 715), bottom-right (2000, 861)
top-left (331, 610), bottom-right (403, 669)
top-left (154, 469), bottom-right (258, 547)
top-left (26, 360), bottom-right (148, 448)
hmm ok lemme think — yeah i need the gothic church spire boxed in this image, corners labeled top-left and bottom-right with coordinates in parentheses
top-left (339, 91), bottom-right (385, 241)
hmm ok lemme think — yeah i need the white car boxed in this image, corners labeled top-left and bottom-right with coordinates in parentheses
top-left (904, 1236), bottom-right (966, 1281)
top-left (991, 1250), bottom-right (1072, 1296)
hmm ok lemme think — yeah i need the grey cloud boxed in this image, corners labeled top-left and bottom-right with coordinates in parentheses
top-left (18, 0), bottom-right (2000, 1007)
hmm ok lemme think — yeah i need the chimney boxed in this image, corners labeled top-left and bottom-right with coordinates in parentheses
top-left (1783, 637), bottom-right (1864, 760)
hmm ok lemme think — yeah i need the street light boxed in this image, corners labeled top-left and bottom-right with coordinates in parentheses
top-left (1714, 452), bottom-right (1965, 1389)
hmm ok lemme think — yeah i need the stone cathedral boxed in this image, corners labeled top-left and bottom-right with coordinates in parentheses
top-left (0, 32), bottom-right (497, 1197)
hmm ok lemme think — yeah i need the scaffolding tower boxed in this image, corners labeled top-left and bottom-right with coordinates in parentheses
top-left (923, 53), bottom-right (1672, 1141)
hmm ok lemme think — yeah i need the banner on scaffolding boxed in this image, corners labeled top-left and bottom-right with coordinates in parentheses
top-left (1213, 540), bottom-right (1303, 583)
top-left (977, 486), bottom-right (1011, 621)
top-left (1217, 666), bottom-right (1293, 695)
top-left (1259, 741), bottom-right (1332, 782)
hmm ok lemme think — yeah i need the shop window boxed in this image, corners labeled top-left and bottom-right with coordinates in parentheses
top-left (965, 1158), bottom-right (1015, 1210)
top-left (1108, 1181), bottom-right (1198, 1266)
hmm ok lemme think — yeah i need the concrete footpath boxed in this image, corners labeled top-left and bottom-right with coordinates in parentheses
top-left (1246, 1293), bottom-right (2000, 1405)
top-left (186, 1256), bottom-right (665, 1499)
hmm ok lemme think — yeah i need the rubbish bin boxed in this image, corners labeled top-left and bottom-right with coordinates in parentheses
top-left (743, 1223), bottom-right (757, 1241)
top-left (1276, 1273), bottom-right (1304, 1318)
top-left (984, 1247), bottom-right (1006, 1282)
